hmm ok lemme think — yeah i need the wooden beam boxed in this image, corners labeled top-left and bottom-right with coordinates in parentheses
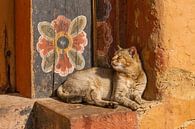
top-left (15, 0), bottom-right (32, 97)
top-left (0, 0), bottom-right (15, 93)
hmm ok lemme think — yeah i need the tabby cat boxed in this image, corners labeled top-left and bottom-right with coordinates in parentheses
top-left (57, 46), bottom-right (147, 110)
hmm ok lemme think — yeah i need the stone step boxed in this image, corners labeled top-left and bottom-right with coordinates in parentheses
top-left (0, 95), bottom-right (138, 129)
top-left (2, 94), bottom-right (195, 129)
top-left (34, 99), bottom-right (138, 129)
top-left (0, 94), bottom-right (35, 129)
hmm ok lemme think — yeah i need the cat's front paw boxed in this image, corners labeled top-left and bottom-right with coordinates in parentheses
top-left (130, 103), bottom-right (140, 111)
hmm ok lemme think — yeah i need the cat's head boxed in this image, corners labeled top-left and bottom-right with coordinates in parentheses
top-left (111, 46), bottom-right (142, 74)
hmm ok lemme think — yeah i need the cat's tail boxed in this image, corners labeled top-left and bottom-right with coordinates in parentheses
top-left (57, 86), bottom-right (83, 104)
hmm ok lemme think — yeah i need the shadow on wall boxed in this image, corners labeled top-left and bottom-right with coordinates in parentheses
top-left (124, 0), bottom-right (168, 100)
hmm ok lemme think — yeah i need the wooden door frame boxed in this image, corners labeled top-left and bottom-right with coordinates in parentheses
top-left (0, 0), bottom-right (15, 93)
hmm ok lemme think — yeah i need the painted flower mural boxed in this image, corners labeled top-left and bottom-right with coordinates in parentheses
top-left (37, 15), bottom-right (88, 76)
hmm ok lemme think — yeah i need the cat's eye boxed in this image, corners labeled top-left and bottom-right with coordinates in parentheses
top-left (118, 56), bottom-right (122, 59)
top-left (118, 56), bottom-right (124, 60)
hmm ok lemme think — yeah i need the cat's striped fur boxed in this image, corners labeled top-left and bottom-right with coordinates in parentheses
top-left (57, 46), bottom-right (147, 110)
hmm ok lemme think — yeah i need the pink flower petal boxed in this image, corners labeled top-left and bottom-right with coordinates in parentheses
top-left (51, 15), bottom-right (71, 33)
top-left (72, 31), bottom-right (88, 53)
top-left (55, 53), bottom-right (74, 76)
top-left (37, 36), bottom-right (54, 57)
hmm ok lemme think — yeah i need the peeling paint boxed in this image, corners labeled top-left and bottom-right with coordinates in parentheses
top-left (20, 106), bottom-right (32, 116)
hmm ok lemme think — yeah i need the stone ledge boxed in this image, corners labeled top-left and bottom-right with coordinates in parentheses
top-left (34, 99), bottom-right (138, 129)
top-left (0, 94), bottom-right (35, 129)
top-left (2, 94), bottom-right (195, 129)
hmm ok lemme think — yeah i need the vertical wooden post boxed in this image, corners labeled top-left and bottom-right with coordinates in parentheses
top-left (15, 0), bottom-right (32, 97)
top-left (0, 0), bottom-right (15, 93)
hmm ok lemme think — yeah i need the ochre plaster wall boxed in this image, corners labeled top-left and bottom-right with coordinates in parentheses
top-left (125, 0), bottom-right (195, 100)
top-left (163, 0), bottom-right (195, 72)
top-left (128, 0), bottom-right (195, 128)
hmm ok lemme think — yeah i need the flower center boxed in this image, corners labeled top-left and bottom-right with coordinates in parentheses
top-left (55, 32), bottom-right (73, 53)
top-left (57, 36), bottom-right (69, 49)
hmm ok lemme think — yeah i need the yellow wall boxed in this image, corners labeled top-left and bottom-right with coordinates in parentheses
top-left (163, 0), bottom-right (195, 72)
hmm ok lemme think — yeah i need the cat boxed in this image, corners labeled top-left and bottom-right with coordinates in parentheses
top-left (57, 46), bottom-right (147, 110)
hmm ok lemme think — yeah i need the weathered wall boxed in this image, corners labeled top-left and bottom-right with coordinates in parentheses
top-left (157, 0), bottom-right (195, 99)
top-left (140, 97), bottom-right (195, 129)
top-left (163, 0), bottom-right (195, 72)
top-left (157, 0), bottom-right (195, 101)
top-left (125, 0), bottom-right (195, 100)
top-left (125, 0), bottom-right (167, 100)
top-left (94, 0), bottom-right (195, 128)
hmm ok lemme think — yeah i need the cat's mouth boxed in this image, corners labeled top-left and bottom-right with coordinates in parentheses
top-left (111, 62), bottom-right (118, 67)
top-left (111, 62), bottom-right (123, 69)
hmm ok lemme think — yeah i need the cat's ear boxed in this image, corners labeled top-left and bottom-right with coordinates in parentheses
top-left (129, 46), bottom-right (140, 62)
top-left (128, 46), bottom-right (137, 57)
